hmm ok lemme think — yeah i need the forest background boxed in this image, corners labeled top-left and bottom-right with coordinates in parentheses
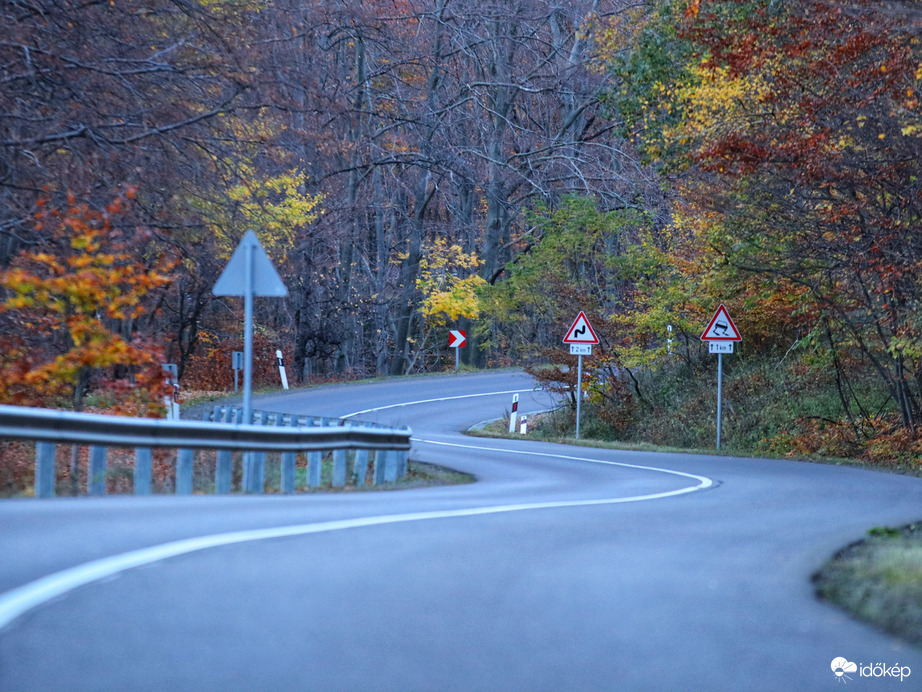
top-left (1, 0), bottom-right (921, 470)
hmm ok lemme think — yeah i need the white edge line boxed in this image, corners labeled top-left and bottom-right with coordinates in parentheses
top-left (343, 389), bottom-right (532, 417)
top-left (0, 390), bottom-right (714, 631)
top-left (412, 437), bottom-right (715, 488)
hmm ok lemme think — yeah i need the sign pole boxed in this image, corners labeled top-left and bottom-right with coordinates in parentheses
top-left (575, 353), bottom-right (583, 439)
top-left (716, 352), bottom-right (723, 450)
top-left (701, 304), bottom-right (741, 451)
top-left (212, 229), bottom-right (288, 433)
top-left (455, 346), bottom-right (460, 372)
top-left (243, 241), bottom-right (254, 425)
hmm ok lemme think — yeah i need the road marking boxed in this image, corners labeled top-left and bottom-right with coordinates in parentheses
top-left (413, 437), bottom-right (714, 488)
top-left (1, 387), bottom-right (714, 630)
top-left (343, 389), bottom-right (535, 417)
top-left (0, 444), bottom-right (712, 631)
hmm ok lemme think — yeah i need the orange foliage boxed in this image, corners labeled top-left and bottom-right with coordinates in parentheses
top-left (0, 190), bottom-right (175, 413)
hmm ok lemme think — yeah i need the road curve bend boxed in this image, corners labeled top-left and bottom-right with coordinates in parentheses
top-left (1, 371), bottom-right (921, 691)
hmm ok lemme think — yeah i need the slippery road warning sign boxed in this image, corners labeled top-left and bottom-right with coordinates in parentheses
top-left (700, 305), bottom-right (742, 342)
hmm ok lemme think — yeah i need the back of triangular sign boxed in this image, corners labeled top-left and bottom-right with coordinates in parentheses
top-left (213, 230), bottom-right (289, 297)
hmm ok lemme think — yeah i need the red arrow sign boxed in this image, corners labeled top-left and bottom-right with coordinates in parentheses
top-left (449, 330), bottom-right (467, 348)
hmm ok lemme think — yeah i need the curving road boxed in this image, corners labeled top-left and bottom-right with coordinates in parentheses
top-left (2, 370), bottom-right (922, 691)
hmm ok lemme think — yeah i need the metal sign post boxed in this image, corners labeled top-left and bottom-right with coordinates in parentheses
top-left (563, 312), bottom-right (600, 440)
top-left (213, 230), bottom-right (288, 427)
top-left (700, 305), bottom-right (742, 450)
top-left (232, 351), bottom-right (243, 392)
top-left (576, 351), bottom-right (583, 438)
top-left (242, 241), bottom-right (254, 425)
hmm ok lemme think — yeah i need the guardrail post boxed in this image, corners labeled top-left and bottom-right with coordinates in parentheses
top-left (332, 449), bottom-right (347, 487)
top-left (177, 449), bottom-right (194, 494)
top-left (307, 451), bottom-right (322, 487)
top-left (35, 442), bottom-right (55, 498)
top-left (280, 415), bottom-right (295, 494)
top-left (215, 450), bottom-right (233, 494)
top-left (373, 450), bottom-right (388, 485)
top-left (352, 449), bottom-right (370, 486)
top-left (243, 451), bottom-right (265, 493)
top-left (88, 445), bottom-right (107, 495)
top-left (384, 450), bottom-right (398, 483)
top-left (242, 412), bottom-right (267, 493)
top-left (135, 448), bottom-right (152, 495)
top-left (396, 450), bottom-right (408, 479)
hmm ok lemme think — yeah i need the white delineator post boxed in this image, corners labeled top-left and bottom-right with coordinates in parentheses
top-left (509, 393), bottom-right (519, 433)
top-left (276, 349), bottom-right (289, 390)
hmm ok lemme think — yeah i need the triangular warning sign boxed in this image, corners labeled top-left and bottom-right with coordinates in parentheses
top-left (213, 230), bottom-right (289, 297)
top-left (700, 304), bottom-right (742, 341)
top-left (563, 311), bottom-right (600, 344)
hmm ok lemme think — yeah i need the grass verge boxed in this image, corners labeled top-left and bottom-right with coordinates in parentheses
top-left (469, 409), bottom-right (922, 477)
top-left (473, 411), bottom-right (922, 649)
top-left (814, 523), bottom-right (922, 648)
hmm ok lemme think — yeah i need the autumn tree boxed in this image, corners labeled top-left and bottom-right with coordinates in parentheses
top-left (256, 0), bottom-right (658, 376)
top-left (605, 0), bottom-right (922, 436)
top-left (0, 191), bottom-right (174, 413)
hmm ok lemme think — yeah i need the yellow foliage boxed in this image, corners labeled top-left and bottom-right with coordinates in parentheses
top-left (415, 238), bottom-right (486, 325)
top-left (222, 165), bottom-right (324, 262)
top-left (663, 63), bottom-right (775, 146)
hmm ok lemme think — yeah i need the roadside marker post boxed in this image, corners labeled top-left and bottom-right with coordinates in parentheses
top-left (276, 349), bottom-right (289, 390)
top-left (161, 363), bottom-right (179, 420)
top-left (509, 393), bottom-right (519, 434)
top-left (563, 311), bottom-right (600, 439)
top-left (700, 304), bottom-right (742, 450)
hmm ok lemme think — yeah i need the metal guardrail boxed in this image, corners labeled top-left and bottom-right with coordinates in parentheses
top-left (0, 404), bottom-right (412, 498)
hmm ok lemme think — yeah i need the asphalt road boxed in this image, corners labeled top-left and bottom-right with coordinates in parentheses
top-left (2, 370), bottom-right (922, 691)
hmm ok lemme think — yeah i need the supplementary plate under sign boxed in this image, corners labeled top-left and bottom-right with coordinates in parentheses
top-left (570, 344), bottom-right (592, 355)
top-left (709, 342), bottom-right (734, 354)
